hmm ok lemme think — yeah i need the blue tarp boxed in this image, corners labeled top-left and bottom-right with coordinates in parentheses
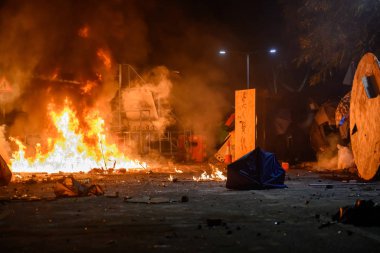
top-left (226, 147), bottom-right (287, 190)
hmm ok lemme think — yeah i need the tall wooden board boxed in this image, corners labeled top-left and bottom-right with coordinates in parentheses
top-left (235, 89), bottom-right (256, 160)
top-left (350, 53), bottom-right (380, 180)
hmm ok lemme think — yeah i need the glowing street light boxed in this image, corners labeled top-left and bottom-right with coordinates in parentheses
top-left (219, 48), bottom-right (278, 90)
top-left (269, 48), bottom-right (277, 54)
top-left (268, 48), bottom-right (278, 93)
top-left (219, 49), bottom-right (251, 89)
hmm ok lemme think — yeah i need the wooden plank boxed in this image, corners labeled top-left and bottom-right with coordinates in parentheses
top-left (235, 89), bottom-right (256, 160)
top-left (350, 53), bottom-right (380, 180)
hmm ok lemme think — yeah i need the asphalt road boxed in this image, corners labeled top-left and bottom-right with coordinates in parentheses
top-left (1, 167), bottom-right (380, 252)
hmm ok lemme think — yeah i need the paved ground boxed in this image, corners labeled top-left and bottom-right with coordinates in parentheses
top-left (0, 165), bottom-right (380, 253)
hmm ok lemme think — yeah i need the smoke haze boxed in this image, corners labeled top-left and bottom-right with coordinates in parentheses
top-left (0, 0), bottom-right (233, 159)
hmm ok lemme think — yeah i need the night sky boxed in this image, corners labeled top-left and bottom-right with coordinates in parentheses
top-left (0, 0), bottom-right (287, 88)
top-left (0, 0), bottom-right (357, 97)
top-left (144, 0), bottom-right (286, 89)
top-left (0, 0), bottom-right (353, 143)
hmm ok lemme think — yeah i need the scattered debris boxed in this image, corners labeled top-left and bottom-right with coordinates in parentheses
top-left (124, 196), bottom-right (187, 204)
top-left (0, 154), bottom-right (12, 186)
top-left (332, 199), bottom-right (380, 226)
top-left (206, 218), bottom-right (223, 227)
top-left (149, 197), bottom-right (171, 204)
top-left (193, 168), bottom-right (226, 182)
top-left (181, 195), bottom-right (189, 202)
top-left (309, 183), bottom-right (376, 188)
top-left (174, 168), bottom-right (183, 173)
top-left (105, 192), bottom-right (119, 198)
top-left (1, 194), bottom-right (55, 202)
top-left (88, 168), bottom-right (135, 174)
top-left (139, 162), bottom-right (148, 170)
top-left (54, 176), bottom-right (104, 197)
top-left (24, 177), bottom-right (38, 185)
top-left (281, 162), bottom-right (290, 171)
top-left (318, 221), bottom-right (336, 229)
top-left (87, 184), bottom-right (104, 196)
top-left (77, 178), bottom-right (91, 184)
top-left (168, 174), bottom-right (178, 182)
top-left (11, 195), bottom-right (42, 201)
top-left (115, 168), bottom-right (126, 174)
top-left (106, 239), bottom-right (117, 245)
top-left (226, 147), bottom-right (286, 190)
top-left (88, 168), bottom-right (105, 174)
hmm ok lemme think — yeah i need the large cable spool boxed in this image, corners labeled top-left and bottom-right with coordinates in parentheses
top-left (350, 53), bottom-right (380, 180)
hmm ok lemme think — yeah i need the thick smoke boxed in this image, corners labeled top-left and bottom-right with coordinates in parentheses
top-left (0, 0), bottom-right (233, 161)
top-left (171, 66), bottom-right (230, 153)
top-left (121, 66), bottom-right (175, 134)
top-left (0, 0), bottom-right (150, 147)
top-left (315, 133), bottom-right (339, 170)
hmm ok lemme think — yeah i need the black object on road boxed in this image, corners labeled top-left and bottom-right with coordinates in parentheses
top-left (226, 147), bottom-right (286, 190)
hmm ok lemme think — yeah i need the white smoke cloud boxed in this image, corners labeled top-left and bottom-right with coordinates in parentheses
top-left (121, 66), bottom-right (175, 134)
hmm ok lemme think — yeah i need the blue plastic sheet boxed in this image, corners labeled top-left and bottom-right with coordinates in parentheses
top-left (226, 147), bottom-right (287, 190)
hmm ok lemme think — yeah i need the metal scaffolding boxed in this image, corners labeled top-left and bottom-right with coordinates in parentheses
top-left (112, 64), bottom-right (190, 158)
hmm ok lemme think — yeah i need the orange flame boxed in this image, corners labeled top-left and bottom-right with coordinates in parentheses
top-left (97, 48), bottom-right (111, 70)
top-left (81, 80), bottom-right (96, 94)
top-left (51, 68), bottom-right (59, 80)
top-left (78, 25), bottom-right (89, 38)
top-left (174, 167), bottom-right (183, 173)
top-left (192, 168), bottom-right (227, 181)
top-left (10, 99), bottom-right (146, 173)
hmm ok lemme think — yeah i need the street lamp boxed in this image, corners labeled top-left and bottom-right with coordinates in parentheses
top-left (219, 48), bottom-right (278, 90)
top-left (268, 48), bottom-right (278, 93)
top-left (269, 48), bottom-right (277, 54)
top-left (219, 49), bottom-right (251, 89)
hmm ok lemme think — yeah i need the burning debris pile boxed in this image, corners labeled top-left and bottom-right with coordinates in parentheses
top-left (9, 100), bottom-right (147, 173)
top-left (54, 176), bottom-right (104, 198)
top-left (333, 199), bottom-right (380, 227)
top-left (192, 167), bottom-right (227, 182)
top-left (0, 0), bottom-right (231, 176)
top-left (0, 1), bottom-right (179, 174)
top-left (0, 153), bottom-right (12, 186)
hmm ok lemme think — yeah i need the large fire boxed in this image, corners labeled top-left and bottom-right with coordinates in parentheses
top-left (9, 99), bottom-right (146, 173)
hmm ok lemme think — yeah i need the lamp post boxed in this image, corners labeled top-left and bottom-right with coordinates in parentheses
top-left (268, 48), bottom-right (278, 93)
top-left (246, 53), bottom-right (250, 89)
top-left (219, 50), bottom-right (252, 89)
top-left (219, 48), bottom-right (278, 90)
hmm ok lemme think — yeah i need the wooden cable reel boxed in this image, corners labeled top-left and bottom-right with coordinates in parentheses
top-left (350, 53), bottom-right (380, 180)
